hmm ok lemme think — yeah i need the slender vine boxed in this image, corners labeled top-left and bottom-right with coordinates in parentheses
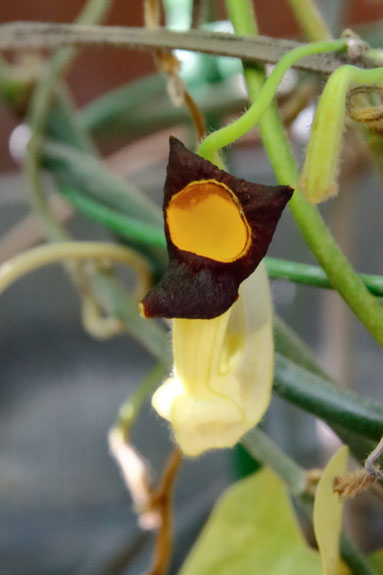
top-left (198, 38), bottom-right (347, 162)
top-left (0, 241), bottom-right (151, 300)
top-left (224, 0), bottom-right (383, 347)
top-left (287, 0), bottom-right (332, 42)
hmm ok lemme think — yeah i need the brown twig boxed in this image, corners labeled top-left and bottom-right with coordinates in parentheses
top-left (191, 0), bottom-right (204, 29)
top-left (0, 22), bottom-right (377, 75)
top-left (143, 448), bottom-right (182, 575)
top-left (333, 469), bottom-right (379, 500)
top-left (143, 0), bottom-right (205, 139)
top-left (334, 435), bottom-right (383, 500)
top-left (109, 426), bottom-right (182, 575)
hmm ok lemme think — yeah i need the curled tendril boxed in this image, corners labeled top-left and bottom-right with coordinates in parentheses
top-left (0, 241), bottom-right (152, 339)
top-left (346, 84), bottom-right (383, 134)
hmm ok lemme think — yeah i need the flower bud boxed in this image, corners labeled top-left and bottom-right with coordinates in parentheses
top-left (299, 68), bottom-right (349, 203)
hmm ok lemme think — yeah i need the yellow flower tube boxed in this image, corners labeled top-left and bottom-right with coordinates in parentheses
top-left (152, 262), bottom-right (273, 456)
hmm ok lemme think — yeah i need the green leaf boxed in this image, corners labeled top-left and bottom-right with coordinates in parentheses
top-left (370, 551), bottom-right (383, 574)
top-left (313, 445), bottom-right (349, 575)
top-left (178, 469), bottom-right (322, 575)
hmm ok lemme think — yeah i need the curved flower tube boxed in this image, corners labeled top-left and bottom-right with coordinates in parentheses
top-left (152, 263), bottom-right (273, 456)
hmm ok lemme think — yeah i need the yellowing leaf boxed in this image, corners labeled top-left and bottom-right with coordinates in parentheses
top-left (314, 445), bottom-right (349, 575)
top-left (179, 469), bottom-right (322, 575)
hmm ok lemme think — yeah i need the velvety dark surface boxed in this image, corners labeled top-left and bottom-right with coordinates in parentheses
top-left (141, 137), bottom-right (292, 319)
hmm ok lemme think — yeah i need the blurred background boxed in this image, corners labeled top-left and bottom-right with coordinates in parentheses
top-left (1, 0), bottom-right (383, 171)
top-left (0, 1), bottom-right (383, 574)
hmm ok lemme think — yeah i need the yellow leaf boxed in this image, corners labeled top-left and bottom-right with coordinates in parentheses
top-left (179, 468), bottom-right (322, 575)
top-left (314, 445), bottom-right (349, 575)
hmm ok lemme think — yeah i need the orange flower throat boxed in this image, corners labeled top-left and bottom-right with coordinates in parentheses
top-left (167, 179), bottom-right (250, 262)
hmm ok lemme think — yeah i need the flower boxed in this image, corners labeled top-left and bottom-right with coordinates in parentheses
top-left (141, 137), bottom-right (293, 320)
top-left (141, 137), bottom-right (293, 455)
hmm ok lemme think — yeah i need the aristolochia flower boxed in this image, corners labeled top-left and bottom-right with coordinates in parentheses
top-left (141, 137), bottom-right (293, 455)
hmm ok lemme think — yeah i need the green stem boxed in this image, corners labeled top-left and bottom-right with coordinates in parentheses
top-left (59, 186), bottom-right (166, 249)
top-left (46, 96), bottom-right (167, 274)
top-left (117, 363), bottom-right (167, 438)
top-left (79, 75), bottom-right (245, 142)
top-left (198, 38), bottom-right (347, 162)
top-left (241, 427), bottom-right (307, 495)
top-left (273, 319), bottom-right (381, 464)
top-left (340, 536), bottom-right (378, 575)
top-left (42, 140), bottom-right (162, 226)
top-left (274, 354), bottom-right (383, 441)
top-left (265, 257), bottom-right (383, 298)
top-left (22, 0), bottom-right (124, 339)
top-left (273, 315), bottom-right (327, 377)
top-left (48, 87), bottom-right (98, 154)
top-left (289, 195), bottom-right (383, 347)
top-left (287, 0), bottom-right (332, 41)
top-left (226, 0), bottom-right (383, 347)
top-left (80, 73), bottom-right (166, 137)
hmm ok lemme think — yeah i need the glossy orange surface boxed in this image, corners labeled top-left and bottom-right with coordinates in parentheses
top-left (167, 180), bottom-right (249, 262)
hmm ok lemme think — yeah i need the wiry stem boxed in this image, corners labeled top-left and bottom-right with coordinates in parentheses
top-left (0, 22), bottom-right (375, 74)
top-left (143, 449), bottom-right (182, 575)
top-left (117, 364), bottom-right (167, 439)
top-left (198, 38), bottom-right (347, 161)
top-left (226, 0), bottom-right (383, 347)
top-left (144, 0), bottom-right (205, 139)
top-left (265, 257), bottom-right (383, 298)
top-left (287, 0), bottom-right (332, 42)
top-left (0, 241), bottom-right (151, 300)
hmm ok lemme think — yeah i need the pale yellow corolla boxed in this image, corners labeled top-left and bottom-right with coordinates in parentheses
top-left (152, 262), bottom-right (273, 456)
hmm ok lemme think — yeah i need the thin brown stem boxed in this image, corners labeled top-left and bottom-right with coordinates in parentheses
top-left (143, 0), bottom-right (206, 139)
top-left (143, 448), bottom-right (182, 575)
top-left (183, 89), bottom-right (206, 139)
top-left (191, 0), bottom-right (204, 29)
top-left (0, 22), bottom-right (376, 75)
